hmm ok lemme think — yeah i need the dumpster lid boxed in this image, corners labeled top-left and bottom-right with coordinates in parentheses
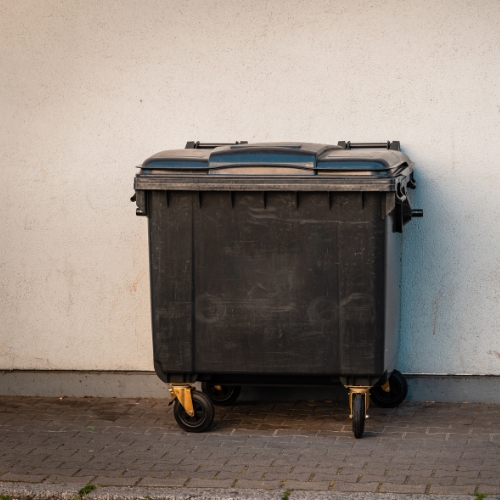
top-left (141, 142), bottom-right (412, 173)
top-left (317, 148), bottom-right (411, 171)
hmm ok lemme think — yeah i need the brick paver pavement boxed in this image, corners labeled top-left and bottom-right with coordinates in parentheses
top-left (0, 396), bottom-right (499, 496)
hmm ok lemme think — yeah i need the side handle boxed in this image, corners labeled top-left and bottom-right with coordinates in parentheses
top-left (394, 197), bottom-right (423, 232)
top-left (132, 190), bottom-right (148, 216)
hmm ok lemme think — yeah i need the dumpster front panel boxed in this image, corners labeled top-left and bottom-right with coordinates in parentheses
top-left (150, 190), bottom-right (389, 379)
top-left (194, 190), bottom-right (341, 374)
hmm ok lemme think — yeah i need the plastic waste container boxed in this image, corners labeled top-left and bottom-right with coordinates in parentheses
top-left (133, 141), bottom-right (423, 437)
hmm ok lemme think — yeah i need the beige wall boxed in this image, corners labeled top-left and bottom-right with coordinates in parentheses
top-left (1, 0), bottom-right (500, 374)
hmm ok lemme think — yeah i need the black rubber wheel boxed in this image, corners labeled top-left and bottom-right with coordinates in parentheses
top-left (201, 383), bottom-right (241, 406)
top-left (173, 390), bottom-right (215, 433)
top-left (370, 369), bottom-right (408, 408)
top-left (352, 393), bottom-right (365, 439)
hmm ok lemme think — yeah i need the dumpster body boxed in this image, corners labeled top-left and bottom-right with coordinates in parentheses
top-left (134, 141), bottom-right (422, 436)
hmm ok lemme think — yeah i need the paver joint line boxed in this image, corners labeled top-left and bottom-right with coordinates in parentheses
top-left (1, 396), bottom-right (500, 497)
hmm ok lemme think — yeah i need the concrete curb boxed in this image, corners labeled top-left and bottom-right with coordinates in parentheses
top-left (1, 483), bottom-right (498, 500)
top-left (2, 371), bottom-right (500, 403)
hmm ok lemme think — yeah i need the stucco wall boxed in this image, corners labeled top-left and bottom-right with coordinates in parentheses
top-left (1, 0), bottom-right (499, 374)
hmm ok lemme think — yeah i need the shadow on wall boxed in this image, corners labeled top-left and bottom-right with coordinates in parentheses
top-left (398, 152), bottom-right (476, 375)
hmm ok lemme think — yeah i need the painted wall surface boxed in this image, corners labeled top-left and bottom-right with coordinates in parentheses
top-left (1, 0), bottom-right (500, 374)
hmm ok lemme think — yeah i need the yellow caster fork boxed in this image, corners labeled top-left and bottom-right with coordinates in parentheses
top-left (381, 380), bottom-right (391, 393)
top-left (168, 384), bottom-right (194, 417)
top-left (169, 384), bottom-right (215, 433)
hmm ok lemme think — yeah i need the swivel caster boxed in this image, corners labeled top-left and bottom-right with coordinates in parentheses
top-left (201, 383), bottom-right (241, 406)
top-left (169, 385), bottom-right (214, 433)
top-left (370, 370), bottom-right (408, 408)
top-left (347, 386), bottom-right (370, 439)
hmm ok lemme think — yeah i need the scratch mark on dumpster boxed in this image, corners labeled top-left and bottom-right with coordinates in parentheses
top-left (195, 294), bottom-right (226, 323)
top-left (487, 350), bottom-right (500, 360)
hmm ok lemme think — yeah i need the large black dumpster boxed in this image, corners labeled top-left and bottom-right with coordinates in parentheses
top-left (133, 141), bottom-right (422, 437)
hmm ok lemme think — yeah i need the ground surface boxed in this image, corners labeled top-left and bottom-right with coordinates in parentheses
top-left (0, 396), bottom-right (499, 497)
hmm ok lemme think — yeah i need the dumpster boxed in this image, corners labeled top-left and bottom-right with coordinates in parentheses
top-left (133, 141), bottom-right (423, 437)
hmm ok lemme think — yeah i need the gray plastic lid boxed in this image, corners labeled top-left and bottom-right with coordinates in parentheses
top-left (141, 142), bottom-right (411, 173)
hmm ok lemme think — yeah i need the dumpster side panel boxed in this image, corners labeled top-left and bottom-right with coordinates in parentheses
top-left (338, 193), bottom-right (386, 377)
top-left (149, 191), bottom-right (194, 374)
top-left (383, 208), bottom-right (403, 373)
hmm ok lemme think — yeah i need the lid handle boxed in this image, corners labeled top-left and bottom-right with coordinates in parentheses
top-left (338, 141), bottom-right (400, 151)
top-left (185, 141), bottom-right (248, 149)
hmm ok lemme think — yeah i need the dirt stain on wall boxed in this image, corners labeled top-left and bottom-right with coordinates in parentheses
top-left (131, 270), bottom-right (146, 292)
